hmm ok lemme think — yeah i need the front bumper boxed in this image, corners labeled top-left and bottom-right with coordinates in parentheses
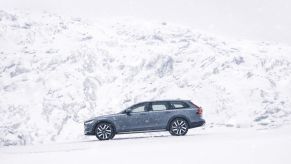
top-left (84, 129), bottom-right (95, 135)
top-left (84, 121), bottom-right (96, 135)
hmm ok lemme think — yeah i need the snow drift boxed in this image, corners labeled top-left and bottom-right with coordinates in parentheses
top-left (0, 10), bottom-right (291, 146)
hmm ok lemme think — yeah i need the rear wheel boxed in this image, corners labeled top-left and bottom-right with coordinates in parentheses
top-left (95, 122), bottom-right (115, 140)
top-left (169, 118), bottom-right (189, 136)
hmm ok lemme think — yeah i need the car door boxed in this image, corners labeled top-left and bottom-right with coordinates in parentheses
top-left (147, 101), bottom-right (172, 130)
top-left (115, 102), bottom-right (151, 132)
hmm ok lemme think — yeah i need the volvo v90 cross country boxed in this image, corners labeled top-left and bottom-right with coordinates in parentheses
top-left (84, 100), bottom-right (205, 140)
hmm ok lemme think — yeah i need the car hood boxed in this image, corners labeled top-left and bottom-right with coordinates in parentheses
top-left (85, 113), bottom-right (120, 122)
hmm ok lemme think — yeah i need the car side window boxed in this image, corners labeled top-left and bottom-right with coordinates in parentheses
top-left (130, 103), bottom-right (146, 113)
top-left (151, 102), bottom-right (168, 111)
top-left (170, 101), bottom-right (189, 109)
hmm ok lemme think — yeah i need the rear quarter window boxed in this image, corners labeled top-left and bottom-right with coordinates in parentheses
top-left (169, 101), bottom-right (190, 109)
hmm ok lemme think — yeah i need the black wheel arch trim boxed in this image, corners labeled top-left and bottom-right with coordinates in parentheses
top-left (166, 115), bottom-right (190, 130)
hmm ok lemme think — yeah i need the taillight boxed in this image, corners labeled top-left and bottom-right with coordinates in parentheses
top-left (196, 107), bottom-right (203, 116)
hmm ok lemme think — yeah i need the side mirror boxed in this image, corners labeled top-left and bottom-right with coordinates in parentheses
top-left (125, 109), bottom-right (131, 115)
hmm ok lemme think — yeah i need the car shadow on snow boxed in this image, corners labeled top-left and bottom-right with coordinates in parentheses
top-left (82, 133), bottom-right (206, 142)
top-left (114, 133), bottom-right (206, 141)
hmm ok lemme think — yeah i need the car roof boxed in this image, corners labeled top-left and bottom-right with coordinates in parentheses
top-left (138, 100), bottom-right (191, 104)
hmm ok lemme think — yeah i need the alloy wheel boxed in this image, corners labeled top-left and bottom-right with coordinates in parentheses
top-left (170, 118), bottom-right (188, 136)
top-left (95, 123), bottom-right (114, 140)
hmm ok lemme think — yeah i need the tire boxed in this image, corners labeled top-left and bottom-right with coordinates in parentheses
top-left (169, 118), bottom-right (189, 136)
top-left (95, 122), bottom-right (115, 140)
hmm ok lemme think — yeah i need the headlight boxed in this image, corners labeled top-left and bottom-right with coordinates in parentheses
top-left (84, 120), bottom-right (94, 125)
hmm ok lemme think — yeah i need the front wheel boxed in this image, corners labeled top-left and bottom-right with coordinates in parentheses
top-left (95, 122), bottom-right (115, 140)
top-left (169, 118), bottom-right (189, 136)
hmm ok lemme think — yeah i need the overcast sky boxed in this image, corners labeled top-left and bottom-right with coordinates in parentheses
top-left (1, 0), bottom-right (291, 45)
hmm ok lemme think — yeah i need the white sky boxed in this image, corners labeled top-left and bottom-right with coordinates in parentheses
top-left (1, 0), bottom-right (291, 45)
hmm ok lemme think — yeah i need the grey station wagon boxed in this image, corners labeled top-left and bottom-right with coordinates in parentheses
top-left (84, 100), bottom-right (205, 140)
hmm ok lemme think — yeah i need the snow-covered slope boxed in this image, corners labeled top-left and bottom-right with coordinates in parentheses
top-left (1, 10), bottom-right (291, 146)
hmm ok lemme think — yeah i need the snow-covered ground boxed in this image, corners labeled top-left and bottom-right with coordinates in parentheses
top-left (1, 9), bottom-right (291, 147)
top-left (1, 126), bottom-right (291, 164)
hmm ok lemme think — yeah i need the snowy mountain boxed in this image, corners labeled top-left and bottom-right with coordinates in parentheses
top-left (0, 10), bottom-right (291, 146)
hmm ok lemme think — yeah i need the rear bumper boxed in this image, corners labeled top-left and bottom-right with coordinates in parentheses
top-left (189, 120), bottom-right (205, 128)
